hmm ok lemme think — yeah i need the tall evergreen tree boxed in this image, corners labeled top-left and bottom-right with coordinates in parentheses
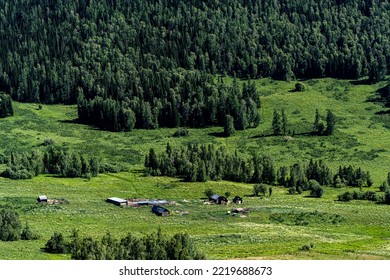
top-left (272, 110), bottom-right (282, 136)
top-left (325, 109), bottom-right (336, 135)
top-left (224, 115), bottom-right (235, 137)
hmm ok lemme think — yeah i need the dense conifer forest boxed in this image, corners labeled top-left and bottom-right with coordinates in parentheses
top-left (0, 0), bottom-right (389, 129)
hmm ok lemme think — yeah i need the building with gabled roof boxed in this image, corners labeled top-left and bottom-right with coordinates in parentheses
top-left (151, 205), bottom-right (170, 216)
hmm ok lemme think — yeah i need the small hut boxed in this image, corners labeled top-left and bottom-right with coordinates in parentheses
top-left (209, 194), bottom-right (228, 205)
top-left (37, 195), bottom-right (47, 203)
top-left (233, 196), bottom-right (243, 204)
top-left (151, 205), bottom-right (170, 216)
top-left (106, 197), bottom-right (127, 206)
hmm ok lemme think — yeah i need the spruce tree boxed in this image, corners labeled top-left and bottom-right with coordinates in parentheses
top-left (281, 108), bottom-right (288, 135)
top-left (272, 110), bottom-right (281, 136)
top-left (224, 115), bottom-right (235, 136)
top-left (325, 109), bottom-right (335, 135)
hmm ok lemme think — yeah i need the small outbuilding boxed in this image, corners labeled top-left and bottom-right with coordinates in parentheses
top-left (37, 195), bottom-right (47, 203)
top-left (209, 194), bottom-right (228, 205)
top-left (106, 197), bottom-right (128, 206)
top-left (233, 196), bottom-right (243, 204)
top-left (151, 205), bottom-right (170, 216)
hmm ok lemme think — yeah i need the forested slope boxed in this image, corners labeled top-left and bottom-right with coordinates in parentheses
top-left (0, 0), bottom-right (389, 129)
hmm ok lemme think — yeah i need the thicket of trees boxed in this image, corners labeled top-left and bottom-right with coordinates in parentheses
top-left (0, 209), bottom-right (38, 241)
top-left (45, 229), bottom-right (205, 260)
top-left (0, 0), bottom-right (388, 129)
top-left (77, 77), bottom-right (260, 131)
top-left (145, 143), bottom-right (373, 193)
top-left (0, 93), bottom-right (13, 118)
top-left (313, 109), bottom-right (336, 135)
top-left (145, 143), bottom-right (276, 183)
top-left (0, 146), bottom-right (99, 179)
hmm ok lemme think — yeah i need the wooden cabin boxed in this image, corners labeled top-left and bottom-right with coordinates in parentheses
top-left (209, 194), bottom-right (228, 205)
top-left (233, 196), bottom-right (243, 204)
top-left (151, 205), bottom-right (170, 216)
top-left (37, 195), bottom-right (48, 203)
top-left (106, 197), bottom-right (127, 206)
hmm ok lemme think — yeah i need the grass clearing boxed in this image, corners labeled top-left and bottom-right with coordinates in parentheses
top-left (1, 78), bottom-right (390, 259)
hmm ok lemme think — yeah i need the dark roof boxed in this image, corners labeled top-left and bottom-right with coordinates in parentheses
top-left (152, 205), bottom-right (169, 213)
top-left (233, 196), bottom-right (242, 200)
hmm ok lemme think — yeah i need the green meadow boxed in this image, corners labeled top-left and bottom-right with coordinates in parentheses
top-left (1, 78), bottom-right (390, 260)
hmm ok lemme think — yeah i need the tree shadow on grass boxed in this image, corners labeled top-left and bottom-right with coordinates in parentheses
top-left (208, 131), bottom-right (228, 138)
top-left (250, 131), bottom-right (317, 139)
top-left (58, 119), bottom-right (79, 124)
top-left (375, 109), bottom-right (390, 115)
top-left (350, 79), bottom-right (372, 85)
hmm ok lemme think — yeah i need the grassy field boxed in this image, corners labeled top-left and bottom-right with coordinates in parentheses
top-left (0, 77), bottom-right (390, 260)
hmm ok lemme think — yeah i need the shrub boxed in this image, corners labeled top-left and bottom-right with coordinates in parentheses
top-left (204, 188), bottom-right (214, 198)
top-left (338, 192), bottom-right (353, 202)
top-left (309, 180), bottom-right (323, 198)
top-left (0, 209), bottom-right (22, 241)
top-left (300, 244), bottom-right (311, 251)
top-left (380, 181), bottom-right (389, 192)
top-left (1, 167), bottom-right (35, 180)
top-left (295, 82), bottom-right (305, 92)
top-left (44, 233), bottom-right (68, 253)
top-left (99, 162), bottom-right (127, 173)
top-left (253, 184), bottom-right (267, 197)
top-left (0, 153), bottom-right (7, 164)
top-left (384, 191), bottom-right (390, 205)
top-left (173, 128), bottom-right (189, 137)
top-left (21, 222), bottom-right (39, 240)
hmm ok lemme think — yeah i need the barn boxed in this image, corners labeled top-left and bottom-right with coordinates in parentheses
top-left (209, 194), bottom-right (228, 205)
top-left (37, 195), bottom-right (47, 203)
top-left (151, 205), bottom-right (170, 216)
top-left (233, 196), bottom-right (243, 204)
top-left (106, 197), bottom-right (127, 206)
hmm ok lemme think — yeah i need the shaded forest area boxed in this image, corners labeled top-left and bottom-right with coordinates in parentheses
top-left (0, 0), bottom-right (389, 129)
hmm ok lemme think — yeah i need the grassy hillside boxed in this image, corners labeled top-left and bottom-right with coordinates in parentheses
top-left (0, 78), bottom-right (390, 259)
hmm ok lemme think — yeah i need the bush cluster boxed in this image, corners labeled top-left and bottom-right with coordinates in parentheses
top-left (45, 229), bottom-right (205, 260)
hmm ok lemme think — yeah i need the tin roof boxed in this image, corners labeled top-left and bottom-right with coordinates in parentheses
top-left (107, 197), bottom-right (127, 203)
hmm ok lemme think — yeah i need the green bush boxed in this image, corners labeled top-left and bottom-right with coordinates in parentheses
top-left (309, 180), bottom-right (323, 198)
top-left (21, 222), bottom-right (39, 240)
top-left (0, 209), bottom-right (22, 241)
top-left (44, 233), bottom-right (68, 253)
top-left (338, 192), bottom-right (353, 202)
top-left (204, 188), bottom-right (214, 198)
top-left (295, 83), bottom-right (305, 92)
top-left (99, 162), bottom-right (127, 173)
top-left (173, 128), bottom-right (189, 137)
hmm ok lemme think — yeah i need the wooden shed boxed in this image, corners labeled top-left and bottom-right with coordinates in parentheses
top-left (37, 195), bottom-right (47, 203)
top-left (106, 197), bottom-right (127, 206)
top-left (151, 205), bottom-right (170, 216)
top-left (233, 196), bottom-right (243, 204)
top-left (209, 194), bottom-right (228, 205)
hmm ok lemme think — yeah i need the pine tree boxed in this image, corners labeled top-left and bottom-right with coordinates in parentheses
top-left (224, 115), bottom-right (235, 136)
top-left (313, 109), bottom-right (321, 134)
top-left (325, 109), bottom-right (335, 135)
top-left (281, 108), bottom-right (288, 135)
top-left (272, 110), bottom-right (281, 136)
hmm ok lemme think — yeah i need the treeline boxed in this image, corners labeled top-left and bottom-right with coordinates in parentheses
top-left (145, 143), bottom-right (373, 190)
top-left (0, 146), bottom-right (99, 179)
top-left (0, 93), bottom-right (13, 118)
top-left (0, 0), bottom-right (388, 106)
top-left (77, 77), bottom-right (260, 131)
top-left (44, 229), bottom-right (205, 260)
